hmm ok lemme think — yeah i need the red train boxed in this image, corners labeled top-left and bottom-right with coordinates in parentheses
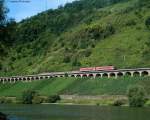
top-left (80, 66), bottom-right (116, 72)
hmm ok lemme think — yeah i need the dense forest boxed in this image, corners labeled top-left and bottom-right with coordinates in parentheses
top-left (0, 0), bottom-right (150, 76)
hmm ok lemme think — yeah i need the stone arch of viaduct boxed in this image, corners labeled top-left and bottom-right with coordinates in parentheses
top-left (69, 70), bottom-right (150, 78)
top-left (0, 69), bottom-right (150, 84)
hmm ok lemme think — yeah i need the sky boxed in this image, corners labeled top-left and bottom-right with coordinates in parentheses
top-left (5, 0), bottom-right (76, 22)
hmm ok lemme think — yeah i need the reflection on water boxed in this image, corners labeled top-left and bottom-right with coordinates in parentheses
top-left (0, 104), bottom-right (150, 120)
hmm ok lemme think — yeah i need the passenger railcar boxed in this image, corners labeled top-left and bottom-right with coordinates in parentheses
top-left (80, 66), bottom-right (115, 72)
top-left (95, 66), bottom-right (115, 71)
top-left (80, 67), bottom-right (95, 71)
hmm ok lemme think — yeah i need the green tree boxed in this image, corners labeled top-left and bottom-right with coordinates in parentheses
top-left (21, 90), bottom-right (37, 104)
top-left (72, 56), bottom-right (81, 66)
top-left (0, 1), bottom-right (16, 46)
top-left (32, 95), bottom-right (44, 104)
top-left (137, 0), bottom-right (150, 7)
top-left (0, 0), bottom-right (6, 43)
top-left (0, 62), bottom-right (2, 70)
top-left (127, 85), bottom-right (147, 107)
top-left (0, 0), bottom-right (6, 26)
top-left (64, 73), bottom-right (68, 77)
top-left (46, 95), bottom-right (61, 103)
top-left (63, 55), bottom-right (71, 63)
top-left (145, 17), bottom-right (150, 29)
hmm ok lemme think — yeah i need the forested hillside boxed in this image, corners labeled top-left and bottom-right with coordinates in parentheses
top-left (0, 0), bottom-right (150, 76)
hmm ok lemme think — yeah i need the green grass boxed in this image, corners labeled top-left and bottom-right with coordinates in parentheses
top-left (39, 78), bottom-right (76, 96)
top-left (62, 77), bottom-right (150, 95)
top-left (0, 77), bottom-right (150, 97)
top-left (0, 81), bottom-right (44, 97)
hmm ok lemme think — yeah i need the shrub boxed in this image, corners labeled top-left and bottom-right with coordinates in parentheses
top-left (28, 61), bottom-right (33, 66)
top-left (112, 99), bottom-right (127, 106)
top-left (91, 44), bottom-right (95, 48)
top-left (64, 73), bottom-right (68, 77)
top-left (145, 17), bottom-right (150, 29)
top-left (46, 95), bottom-right (61, 103)
top-left (79, 49), bottom-right (92, 57)
top-left (10, 56), bottom-right (16, 61)
top-left (0, 97), bottom-right (13, 104)
top-left (0, 97), bottom-right (6, 104)
top-left (85, 24), bottom-right (115, 40)
top-left (32, 96), bottom-right (44, 104)
top-left (78, 39), bottom-right (88, 49)
top-left (4, 98), bottom-right (13, 104)
top-left (63, 55), bottom-right (71, 63)
top-left (0, 63), bottom-right (2, 70)
top-left (72, 57), bottom-right (81, 66)
top-left (84, 49), bottom-right (92, 57)
top-left (125, 20), bottom-right (136, 26)
top-left (96, 103), bottom-right (100, 106)
top-left (21, 90), bottom-right (37, 104)
top-left (136, 0), bottom-right (150, 8)
top-left (61, 42), bottom-right (65, 47)
top-left (145, 100), bottom-right (150, 106)
top-left (73, 23), bottom-right (115, 49)
top-left (127, 85), bottom-right (147, 107)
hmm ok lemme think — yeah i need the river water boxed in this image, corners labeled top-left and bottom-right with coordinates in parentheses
top-left (0, 104), bottom-right (150, 120)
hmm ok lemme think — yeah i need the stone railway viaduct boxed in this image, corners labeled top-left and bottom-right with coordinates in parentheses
top-left (0, 68), bottom-right (150, 84)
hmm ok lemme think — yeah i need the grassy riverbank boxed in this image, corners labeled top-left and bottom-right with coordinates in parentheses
top-left (0, 76), bottom-right (150, 97)
top-left (59, 95), bottom-right (128, 106)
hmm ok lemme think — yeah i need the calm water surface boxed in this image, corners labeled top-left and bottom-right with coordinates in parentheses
top-left (0, 104), bottom-right (150, 120)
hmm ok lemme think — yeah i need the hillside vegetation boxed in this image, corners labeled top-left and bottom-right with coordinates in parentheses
top-left (0, 0), bottom-right (150, 76)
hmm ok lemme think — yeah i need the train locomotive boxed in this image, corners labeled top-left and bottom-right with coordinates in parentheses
top-left (80, 66), bottom-right (116, 72)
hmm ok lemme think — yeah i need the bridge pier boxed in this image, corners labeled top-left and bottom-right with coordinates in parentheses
top-left (38, 76), bottom-right (42, 80)
top-left (9, 78), bottom-right (12, 83)
top-left (25, 77), bottom-right (28, 82)
top-left (130, 72), bottom-right (134, 77)
top-left (2, 79), bottom-right (5, 84)
top-left (108, 73), bottom-right (111, 78)
top-left (33, 77), bottom-right (36, 81)
top-left (28, 77), bottom-right (31, 82)
top-left (21, 78), bottom-right (25, 82)
top-left (139, 71), bottom-right (142, 77)
top-left (148, 71), bottom-right (150, 76)
top-left (13, 78), bottom-right (16, 83)
top-left (123, 72), bottom-right (126, 76)
top-left (115, 73), bottom-right (118, 78)
top-left (100, 74), bottom-right (103, 78)
top-left (86, 74), bottom-right (89, 77)
top-left (93, 74), bottom-right (96, 78)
